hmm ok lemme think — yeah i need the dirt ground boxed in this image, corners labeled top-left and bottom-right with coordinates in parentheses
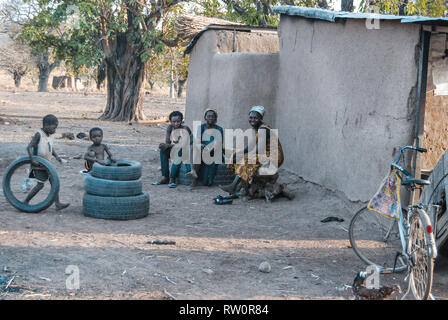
top-left (1, 87), bottom-right (448, 300)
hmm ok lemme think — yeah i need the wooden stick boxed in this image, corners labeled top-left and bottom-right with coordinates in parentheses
top-left (5, 276), bottom-right (15, 290)
top-left (163, 289), bottom-right (176, 300)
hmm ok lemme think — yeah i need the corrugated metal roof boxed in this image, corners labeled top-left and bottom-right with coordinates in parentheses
top-left (272, 5), bottom-right (448, 25)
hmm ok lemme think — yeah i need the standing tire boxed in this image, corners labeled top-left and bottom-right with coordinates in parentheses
top-left (2, 156), bottom-right (60, 213)
top-left (84, 175), bottom-right (142, 197)
top-left (91, 160), bottom-right (142, 181)
top-left (83, 192), bottom-right (150, 220)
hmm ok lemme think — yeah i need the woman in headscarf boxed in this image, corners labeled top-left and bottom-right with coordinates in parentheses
top-left (220, 105), bottom-right (284, 194)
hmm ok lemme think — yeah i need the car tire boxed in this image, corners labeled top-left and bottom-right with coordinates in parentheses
top-left (83, 192), bottom-right (150, 220)
top-left (91, 160), bottom-right (142, 181)
top-left (84, 174), bottom-right (142, 197)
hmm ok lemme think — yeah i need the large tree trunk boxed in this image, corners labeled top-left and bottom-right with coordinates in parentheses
top-left (399, 0), bottom-right (408, 15)
top-left (100, 34), bottom-right (147, 122)
top-left (38, 68), bottom-right (51, 92)
top-left (341, 0), bottom-right (354, 12)
top-left (35, 51), bottom-right (60, 92)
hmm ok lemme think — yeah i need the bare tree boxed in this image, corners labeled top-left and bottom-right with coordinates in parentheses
top-left (0, 0), bottom-right (40, 26)
top-left (0, 0), bottom-right (60, 92)
top-left (33, 51), bottom-right (60, 92)
top-left (0, 42), bottom-right (32, 87)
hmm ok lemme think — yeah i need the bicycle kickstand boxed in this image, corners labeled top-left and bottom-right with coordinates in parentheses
top-left (393, 251), bottom-right (406, 273)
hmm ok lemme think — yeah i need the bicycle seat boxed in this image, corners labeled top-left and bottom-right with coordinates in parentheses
top-left (402, 178), bottom-right (430, 186)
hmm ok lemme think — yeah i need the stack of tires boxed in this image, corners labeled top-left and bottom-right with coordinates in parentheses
top-left (82, 160), bottom-right (149, 220)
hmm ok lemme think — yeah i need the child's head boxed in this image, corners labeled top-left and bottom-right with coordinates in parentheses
top-left (89, 127), bottom-right (103, 145)
top-left (204, 109), bottom-right (217, 126)
top-left (42, 114), bottom-right (59, 134)
top-left (169, 111), bottom-right (183, 129)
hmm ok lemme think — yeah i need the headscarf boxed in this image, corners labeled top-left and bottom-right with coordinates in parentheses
top-left (250, 105), bottom-right (265, 117)
top-left (204, 108), bottom-right (218, 118)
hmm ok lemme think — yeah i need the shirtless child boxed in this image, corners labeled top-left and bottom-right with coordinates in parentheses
top-left (84, 127), bottom-right (116, 172)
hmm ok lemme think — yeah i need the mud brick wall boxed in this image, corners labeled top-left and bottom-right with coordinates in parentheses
top-left (422, 91), bottom-right (448, 170)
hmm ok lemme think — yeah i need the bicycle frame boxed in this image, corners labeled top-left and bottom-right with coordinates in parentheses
top-left (377, 146), bottom-right (437, 272)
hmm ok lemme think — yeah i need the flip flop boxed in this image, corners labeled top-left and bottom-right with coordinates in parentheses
top-left (168, 182), bottom-right (177, 188)
top-left (214, 196), bottom-right (233, 205)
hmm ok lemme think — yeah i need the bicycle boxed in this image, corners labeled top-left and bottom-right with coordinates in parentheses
top-left (349, 145), bottom-right (438, 300)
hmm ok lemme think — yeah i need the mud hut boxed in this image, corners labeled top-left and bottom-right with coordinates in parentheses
top-left (184, 6), bottom-right (448, 202)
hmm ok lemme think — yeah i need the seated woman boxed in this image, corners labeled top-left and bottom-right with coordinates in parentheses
top-left (186, 108), bottom-right (224, 188)
top-left (153, 111), bottom-right (192, 188)
top-left (220, 106), bottom-right (291, 201)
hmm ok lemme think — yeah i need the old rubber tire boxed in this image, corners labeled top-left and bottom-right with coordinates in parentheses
top-left (83, 192), bottom-right (149, 220)
top-left (2, 156), bottom-right (60, 213)
top-left (84, 175), bottom-right (142, 197)
top-left (178, 163), bottom-right (235, 186)
top-left (91, 160), bottom-right (142, 181)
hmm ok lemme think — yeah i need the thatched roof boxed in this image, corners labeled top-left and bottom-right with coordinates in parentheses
top-left (174, 14), bottom-right (242, 42)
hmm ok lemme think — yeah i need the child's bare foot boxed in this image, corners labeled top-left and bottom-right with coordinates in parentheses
top-left (55, 202), bottom-right (70, 211)
top-left (185, 170), bottom-right (198, 179)
top-left (189, 179), bottom-right (198, 189)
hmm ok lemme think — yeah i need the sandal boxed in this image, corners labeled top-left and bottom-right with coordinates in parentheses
top-left (153, 177), bottom-right (169, 185)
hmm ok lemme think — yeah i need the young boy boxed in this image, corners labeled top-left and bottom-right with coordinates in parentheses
top-left (84, 127), bottom-right (116, 172)
top-left (25, 114), bottom-right (70, 211)
top-left (186, 109), bottom-right (224, 188)
top-left (153, 111), bottom-right (192, 188)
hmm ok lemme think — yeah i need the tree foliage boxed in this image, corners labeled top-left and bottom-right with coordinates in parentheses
top-left (359, 0), bottom-right (447, 16)
top-left (17, 0), bottom-right (192, 120)
top-left (192, 0), bottom-right (333, 27)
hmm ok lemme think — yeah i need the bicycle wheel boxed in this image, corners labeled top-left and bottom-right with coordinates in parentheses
top-left (349, 207), bottom-right (407, 272)
top-left (408, 210), bottom-right (434, 300)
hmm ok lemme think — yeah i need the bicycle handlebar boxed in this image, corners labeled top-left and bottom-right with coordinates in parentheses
top-left (394, 145), bottom-right (427, 164)
top-left (392, 145), bottom-right (428, 184)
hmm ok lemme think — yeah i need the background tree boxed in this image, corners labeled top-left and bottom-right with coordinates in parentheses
top-left (192, 0), bottom-right (334, 27)
top-left (19, 0), bottom-right (195, 122)
top-left (1, 0), bottom-right (63, 92)
top-left (341, 0), bottom-right (354, 11)
top-left (0, 42), bottom-right (32, 87)
top-left (359, 0), bottom-right (447, 16)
